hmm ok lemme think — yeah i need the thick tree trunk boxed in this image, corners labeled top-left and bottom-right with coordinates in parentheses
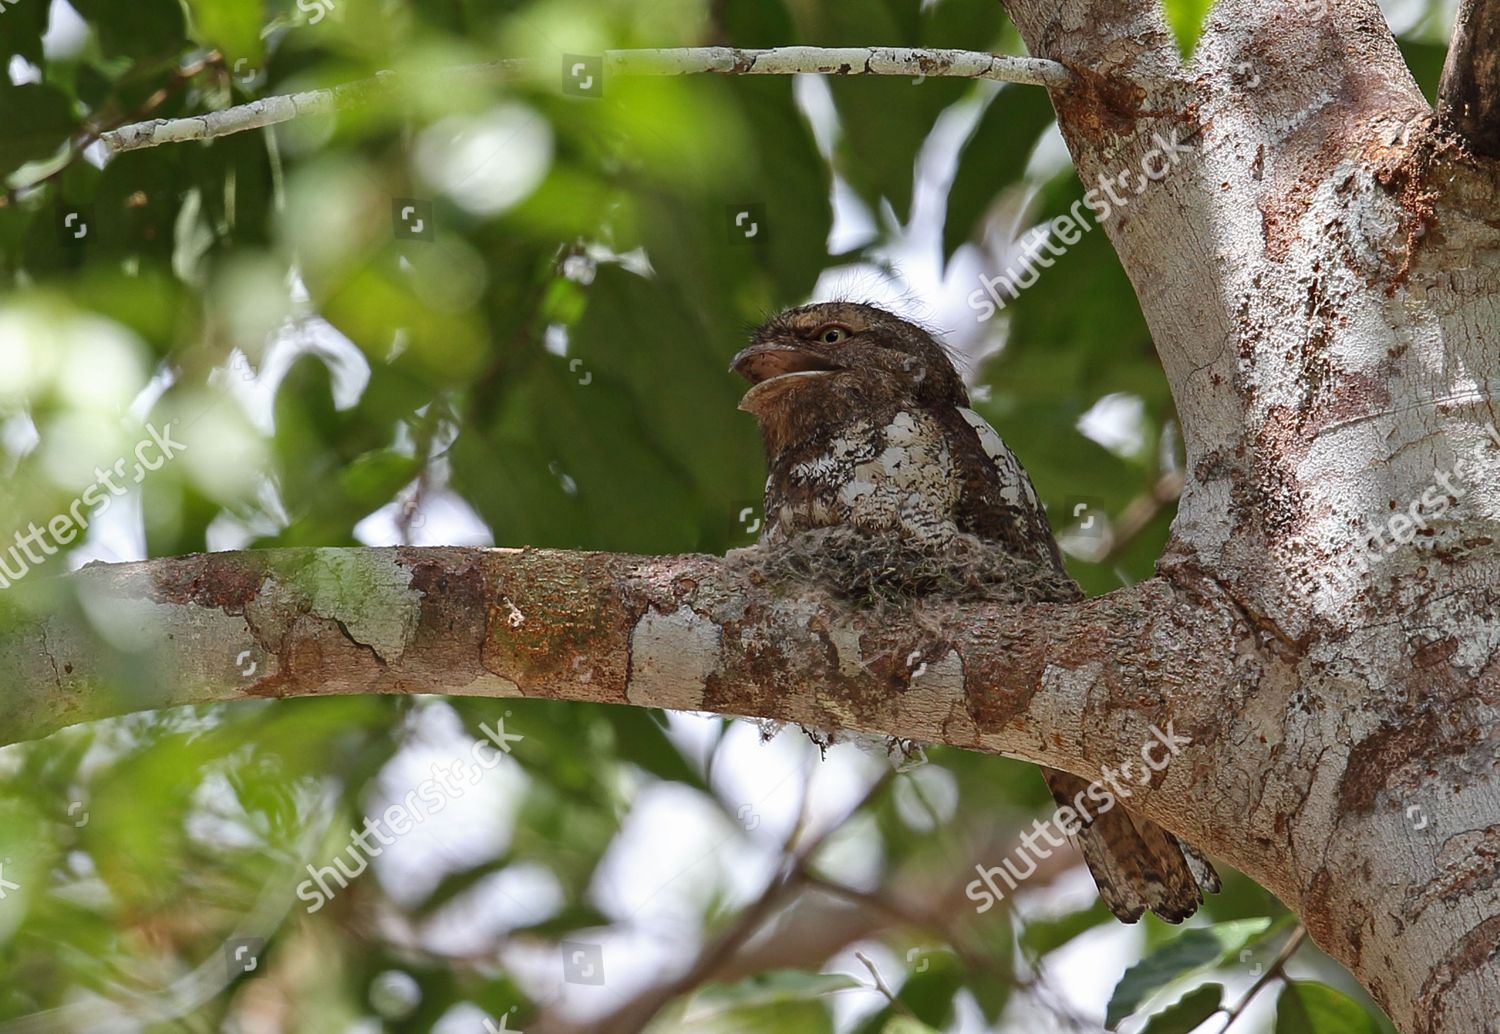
top-left (3, 1), bottom-right (1498, 1029)
top-left (996, 0), bottom-right (1500, 1029)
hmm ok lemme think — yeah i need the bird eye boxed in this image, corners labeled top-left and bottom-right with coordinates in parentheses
top-left (815, 325), bottom-right (850, 344)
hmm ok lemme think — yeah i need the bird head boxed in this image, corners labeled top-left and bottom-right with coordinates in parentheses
top-left (730, 302), bottom-right (968, 416)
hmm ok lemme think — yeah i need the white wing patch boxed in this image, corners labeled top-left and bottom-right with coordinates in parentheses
top-left (834, 411), bottom-right (960, 539)
top-left (956, 407), bottom-right (1008, 461)
top-left (956, 407), bottom-right (1041, 509)
top-left (884, 410), bottom-right (922, 446)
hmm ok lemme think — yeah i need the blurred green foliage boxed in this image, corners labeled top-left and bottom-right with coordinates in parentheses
top-left (0, 0), bottom-right (1448, 1029)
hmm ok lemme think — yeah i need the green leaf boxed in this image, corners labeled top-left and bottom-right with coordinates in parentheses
top-left (196, 130), bottom-right (276, 250)
top-left (1106, 919), bottom-right (1271, 1028)
top-left (70, 0), bottom-right (189, 60)
top-left (1020, 899), bottom-right (1114, 960)
top-left (689, 1001), bottom-right (834, 1034)
top-left (1141, 983), bottom-right (1224, 1034)
top-left (1163, 0), bottom-right (1215, 58)
top-left (829, 76), bottom-right (967, 220)
top-left (92, 145), bottom-right (188, 263)
top-left (182, 0), bottom-right (265, 65)
top-left (921, 0), bottom-right (1007, 51)
top-left (715, 0), bottom-right (795, 49)
top-left (0, 84), bottom-right (78, 179)
top-left (882, 1020), bottom-right (942, 1034)
top-left (1398, 40), bottom-right (1447, 103)
top-left (697, 970), bottom-right (862, 1010)
top-left (505, 901), bottom-right (612, 939)
top-left (608, 708), bottom-right (708, 790)
top-left (805, 0), bottom-right (972, 219)
top-left (1275, 982), bottom-right (1383, 1034)
top-left (0, 0), bottom-right (51, 65)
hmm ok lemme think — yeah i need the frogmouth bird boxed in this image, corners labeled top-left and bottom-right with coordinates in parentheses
top-left (730, 300), bottom-right (1218, 924)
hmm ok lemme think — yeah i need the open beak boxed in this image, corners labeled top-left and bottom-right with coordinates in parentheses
top-left (730, 343), bottom-right (838, 411)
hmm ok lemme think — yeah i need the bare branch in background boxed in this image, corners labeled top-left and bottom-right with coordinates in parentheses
top-left (99, 47), bottom-right (1071, 155)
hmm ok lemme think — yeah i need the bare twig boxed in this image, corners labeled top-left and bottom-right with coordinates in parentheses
top-left (6, 52), bottom-right (220, 199)
top-left (574, 770), bottom-right (897, 1034)
top-left (1099, 470), bottom-right (1184, 566)
top-left (100, 47), bottom-right (1071, 154)
top-left (1439, 0), bottom-right (1500, 156)
top-left (1219, 924), bottom-right (1307, 1032)
top-left (854, 951), bottom-right (920, 1020)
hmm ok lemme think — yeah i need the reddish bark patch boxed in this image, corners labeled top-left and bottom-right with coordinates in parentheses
top-left (1416, 913), bottom-right (1500, 1034)
top-left (403, 554), bottom-right (490, 673)
top-left (1052, 63), bottom-right (1150, 141)
top-left (702, 596), bottom-right (808, 722)
top-left (1245, 405), bottom-right (1313, 538)
top-left (1337, 690), bottom-right (1482, 816)
top-left (1338, 714), bottom-right (1434, 816)
top-left (1256, 102), bottom-right (1363, 264)
top-left (1301, 863), bottom-right (1369, 961)
top-left (149, 553), bottom-right (265, 613)
top-left (1407, 824), bottom-right (1500, 920)
top-left (1365, 118), bottom-right (1445, 290)
top-left (481, 551), bottom-right (644, 701)
top-left (961, 619), bottom-right (1049, 731)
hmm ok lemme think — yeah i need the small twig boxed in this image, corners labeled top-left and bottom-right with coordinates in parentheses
top-left (854, 951), bottom-right (920, 1020)
top-left (804, 855), bottom-right (1101, 1033)
top-left (101, 47), bottom-right (1071, 154)
top-left (1219, 924), bottom-right (1307, 1032)
top-left (1099, 469), bottom-right (1184, 566)
top-left (595, 768), bottom-right (898, 1034)
top-left (396, 417), bottom-right (439, 546)
top-left (7, 52), bottom-right (220, 198)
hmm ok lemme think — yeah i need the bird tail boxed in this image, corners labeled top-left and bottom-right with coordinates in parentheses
top-left (1042, 768), bottom-right (1220, 923)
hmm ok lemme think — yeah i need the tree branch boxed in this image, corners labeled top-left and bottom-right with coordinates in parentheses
top-left (0, 546), bottom-right (1243, 859)
top-left (1439, 0), bottom-right (1500, 156)
top-left (98, 47), bottom-right (1071, 154)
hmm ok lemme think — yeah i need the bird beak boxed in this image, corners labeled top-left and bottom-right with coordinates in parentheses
top-left (730, 343), bottom-right (837, 412)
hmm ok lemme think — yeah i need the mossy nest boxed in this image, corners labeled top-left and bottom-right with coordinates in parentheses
top-left (725, 526), bottom-right (1080, 610)
top-left (724, 526), bottom-right (1080, 758)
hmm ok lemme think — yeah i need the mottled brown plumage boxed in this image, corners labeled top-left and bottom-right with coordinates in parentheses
top-left (731, 300), bottom-right (1218, 924)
